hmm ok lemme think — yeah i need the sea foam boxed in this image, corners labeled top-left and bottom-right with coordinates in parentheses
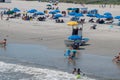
top-left (0, 61), bottom-right (96, 80)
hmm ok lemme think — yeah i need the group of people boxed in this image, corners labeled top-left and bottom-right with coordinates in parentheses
top-left (37, 16), bottom-right (46, 21)
top-left (72, 68), bottom-right (84, 79)
top-left (22, 12), bottom-right (33, 21)
top-left (89, 18), bottom-right (105, 24)
top-left (55, 19), bottom-right (64, 23)
top-left (113, 52), bottom-right (120, 63)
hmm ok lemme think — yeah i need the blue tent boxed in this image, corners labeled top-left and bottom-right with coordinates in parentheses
top-left (68, 35), bottom-right (82, 40)
top-left (35, 12), bottom-right (44, 15)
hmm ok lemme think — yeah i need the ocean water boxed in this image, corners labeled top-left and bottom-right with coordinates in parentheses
top-left (0, 44), bottom-right (120, 80)
top-left (0, 61), bottom-right (95, 80)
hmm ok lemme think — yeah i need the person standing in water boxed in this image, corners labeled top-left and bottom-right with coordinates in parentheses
top-left (0, 39), bottom-right (7, 46)
top-left (72, 68), bottom-right (77, 74)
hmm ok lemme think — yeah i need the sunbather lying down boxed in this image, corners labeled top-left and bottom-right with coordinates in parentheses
top-left (0, 39), bottom-right (7, 46)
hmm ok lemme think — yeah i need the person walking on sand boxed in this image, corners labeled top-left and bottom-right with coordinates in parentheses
top-left (0, 11), bottom-right (4, 20)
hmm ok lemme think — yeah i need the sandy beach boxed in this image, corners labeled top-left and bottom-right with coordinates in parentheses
top-left (0, 1), bottom-right (120, 56)
top-left (0, 0), bottom-right (120, 80)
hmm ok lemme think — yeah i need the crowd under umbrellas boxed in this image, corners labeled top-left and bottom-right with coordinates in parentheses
top-left (0, 4), bottom-right (120, 46)
top-left (0, 5), bottom-right (120, 48)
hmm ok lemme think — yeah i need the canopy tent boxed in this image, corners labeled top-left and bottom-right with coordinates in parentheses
top-left (88, 9), bottom-right (98, 14)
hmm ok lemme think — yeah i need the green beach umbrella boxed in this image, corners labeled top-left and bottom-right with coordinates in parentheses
top-left (67, 8), bottom-right (73, 10)
top-left (46, 4), bottom-right (52, 6)
top-left (7, 10), bottom-right (14, 15)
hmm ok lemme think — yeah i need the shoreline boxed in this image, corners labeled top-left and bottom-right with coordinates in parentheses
top-left (0, 19), bottom-right (120, 57)
top-left (0, 43), bottom-right (120, 80)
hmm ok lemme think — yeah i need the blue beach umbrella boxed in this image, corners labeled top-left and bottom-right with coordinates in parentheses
top-left (27, 9), bottom-right (37, 13)
top-left (94, 14), bottom-right (100, 17)
top-left (87, 14), bottom-right (94, 17)
top-left (67, 8), bottom-right (73, 10)
top-left (49, 10), bottom-right (57, 14)
top-left (69, 12), bottom-right (77, 16)
top-left (12, 8), bottom-right (20, 12)
top-left (54, 10), bottom-right (60, 13)
top-left (72, 8), bottom-right (78, 10)
top-left (104, 15), bottom-right (113, 19)
top-left (96, 14), bottom-right (104, 18)
top-left (68, 35), bottom-right (82, 40)
top-left (46, 4), bottom-right (52, 6)
top-left (74, 13), bottom-right (83, 17)
top-left (35, 11), bottom-right (44, 15)
top-left (54, 13), bottom-right (63, 17)
top-left (104, 12), bottom-right (112, 16)
top-left (114, 16), bottom-right (120, 19)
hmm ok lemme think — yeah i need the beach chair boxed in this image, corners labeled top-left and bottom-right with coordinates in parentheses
top-left (64, 40), bottom-right (74, 47)
top-left (118, 22), bottom-right (120, 26)
top-left (81, 38), bottom-right (89, 46)
top-left (64, 40), bottom-right (81, 49)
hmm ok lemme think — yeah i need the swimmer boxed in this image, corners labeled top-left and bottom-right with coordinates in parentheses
top-left (72, 68), bottom-right (77, 74)
top-left (0, 39), bottom-right (7, 46)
